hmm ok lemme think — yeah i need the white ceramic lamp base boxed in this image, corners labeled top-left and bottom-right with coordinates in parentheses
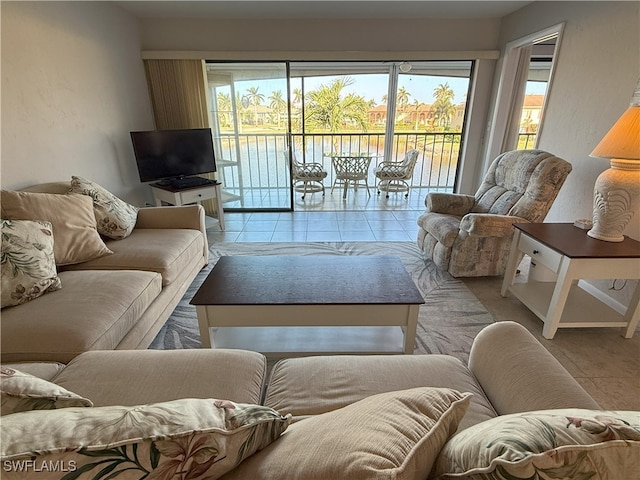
top-left (587, 159), bottom-right (640, 242)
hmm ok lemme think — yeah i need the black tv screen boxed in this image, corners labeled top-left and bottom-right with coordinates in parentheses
top-left (130, 128), bottom-right (217, 183)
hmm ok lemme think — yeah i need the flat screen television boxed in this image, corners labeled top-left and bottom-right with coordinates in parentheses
top-left (130, 128), bottom-right (217, 184)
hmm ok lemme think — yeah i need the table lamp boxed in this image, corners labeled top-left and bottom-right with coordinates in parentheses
top-left (587, 81), bottom-right (640, 242)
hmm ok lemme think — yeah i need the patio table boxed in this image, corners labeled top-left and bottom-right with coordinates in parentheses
top-left (328, 154), bottom-right (378, 199)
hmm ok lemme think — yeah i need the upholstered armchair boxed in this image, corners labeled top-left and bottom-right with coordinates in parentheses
top-left (416, 150), bottom-right (572, 277)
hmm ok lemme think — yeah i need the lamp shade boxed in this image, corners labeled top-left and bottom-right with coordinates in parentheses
top-left (590, 105), bottom-right (640, 161)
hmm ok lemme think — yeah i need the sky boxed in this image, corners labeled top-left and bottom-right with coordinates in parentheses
top-left (232, 73), bottom-right (548, 107)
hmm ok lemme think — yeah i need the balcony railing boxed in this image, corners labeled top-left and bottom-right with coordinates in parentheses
top-left (517, 133), bottom-right (537, 150)
top-left (215, 132), bottom-right (461, 198)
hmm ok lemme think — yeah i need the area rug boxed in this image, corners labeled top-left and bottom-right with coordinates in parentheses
top-left (149, 242), bottom-right (495, 363)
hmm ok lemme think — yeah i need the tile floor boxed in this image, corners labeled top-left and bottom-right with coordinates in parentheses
top-left (207, 186), bottom-right (428, 244)
top-left (207, 209), bottom-right (421, 244)
top-left (204, 190), bottom-right (640, 411)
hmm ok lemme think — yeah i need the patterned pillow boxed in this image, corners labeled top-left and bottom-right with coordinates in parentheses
top-left (1, 219), bottom-right (62, 308)
top-left (220, 387), bottom-right (472, 480)
top-left (1, 398), bottom-right (291, 480)
top-left (69, 176), bottom-right (138, 239)
top-left (0, 366), bottom-right (92, 415)
top-left (432, 408), bottom-right (640, 479)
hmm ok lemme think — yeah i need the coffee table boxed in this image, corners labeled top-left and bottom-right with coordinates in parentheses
top-left (190, 255), bottom-right (424, 355)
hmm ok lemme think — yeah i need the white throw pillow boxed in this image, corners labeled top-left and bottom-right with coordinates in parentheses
top-left (1, 219), bottom-right (62, 308)
top-left (432, 408), bottom-right (640, 479)
top-left (69, 176), bottom-right (138, 239)
top-left (1, 398), bottom-right (291, 480)
top-left (0, 366), bottom-right (92, 415)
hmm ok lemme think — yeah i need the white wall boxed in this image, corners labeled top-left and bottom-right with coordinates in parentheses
top-left (0, 1), bottom-right (155, 204)
top-left (500, 1), bottom-right (640, 239)
top-left (498, 1), bottom-right (640, 308)
top-left (138, 17), bottom-right (501, 53)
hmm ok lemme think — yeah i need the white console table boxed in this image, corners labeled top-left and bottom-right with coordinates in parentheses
top-left (501, 223), bottom-right (640, 339)
top-left (150, 182), bottom-right (225, 230)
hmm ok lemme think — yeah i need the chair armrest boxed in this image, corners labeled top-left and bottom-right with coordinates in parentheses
top-left (468, 322), bottom-right (600, 414)
top-left (459, 214), bottom-right (526, 237)
top-left (425, 193), bottom-right (475, 215)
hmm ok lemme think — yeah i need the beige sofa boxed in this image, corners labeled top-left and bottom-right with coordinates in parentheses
top-left (0, 181), bottom-right (208, 363)
top-left (5, 322), bottom-right (634, 480)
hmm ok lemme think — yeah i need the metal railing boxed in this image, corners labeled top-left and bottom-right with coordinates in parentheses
top-left (517, 133), bottom-right (537, 150)
top-left (214, 132), bottom-right (462, 196)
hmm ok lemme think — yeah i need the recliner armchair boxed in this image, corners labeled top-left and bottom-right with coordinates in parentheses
top-left (416, 150), bottom-right (572, 277)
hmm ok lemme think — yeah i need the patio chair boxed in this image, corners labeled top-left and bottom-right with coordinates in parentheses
top-left (373, 149), bottom-right (420, 198)
top-left (416, 149), bottom-right (572, 277)
top-left (286, 149), bottom-right (327, 199)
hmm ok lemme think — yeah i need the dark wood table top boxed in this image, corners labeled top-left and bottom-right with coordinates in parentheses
top-left (191, 255), bottom-right (425, 306)
top-left (515, 223), bottom-right (640, 259)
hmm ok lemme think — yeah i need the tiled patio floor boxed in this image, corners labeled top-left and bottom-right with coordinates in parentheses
top-left (207, 186), bottom-right (431, 243)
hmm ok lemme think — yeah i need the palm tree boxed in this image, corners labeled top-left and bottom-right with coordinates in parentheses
top-left (397, 86), bottom-right (411, 110)
top-left (244, 86), bottom-right (265, 125)
top-left (304, 77), bottom-right (369, 136)
top-left (411, 99), bottom-right (425, 131)
top-left (269, 90), bottom-right (287, 127)
top-left (432, 83), bottom-right (456, 129)
top-left (216, 92), bottom-right (232, 127)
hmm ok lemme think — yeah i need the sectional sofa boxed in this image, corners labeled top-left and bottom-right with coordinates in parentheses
top-left (2, 322), bottom-right (638, 480)
top-left (1, 180), bottom-right (208, 363)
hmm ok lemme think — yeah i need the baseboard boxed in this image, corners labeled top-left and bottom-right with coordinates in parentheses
top-left (577, 280), bottom-right (627, 315)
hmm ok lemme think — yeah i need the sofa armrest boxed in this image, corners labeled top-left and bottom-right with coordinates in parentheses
top-left (459, 214), bottom-right (525, 237)
top-left (468, 322), bottom-right (600, 415)
top-left (425, 193), bottom-right (475, 216)
top-left (135, 204), bottom-right (204, 230)
top-left (135, 205), bottom-right (208, 262)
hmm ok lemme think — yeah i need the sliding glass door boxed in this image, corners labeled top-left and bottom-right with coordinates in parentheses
top-left (206, 60), bottom-right (473, 211)
top-left (206, 62), bottom-right (291, 211)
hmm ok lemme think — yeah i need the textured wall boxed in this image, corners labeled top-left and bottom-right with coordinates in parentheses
top-left (0, 1), bottom-right (155, 204)
top-left (499, 1), bottom-right (640, 310)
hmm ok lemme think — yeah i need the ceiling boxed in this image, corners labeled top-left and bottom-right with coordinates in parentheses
top-left (116, 1), bottom-right (534, 20)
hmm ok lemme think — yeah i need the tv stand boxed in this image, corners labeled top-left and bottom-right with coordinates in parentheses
top-left (150, 182), bottom-right (225, 231)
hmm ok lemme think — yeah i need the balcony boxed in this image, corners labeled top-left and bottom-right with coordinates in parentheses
top-left (214, 132), bottom-right (460, 211)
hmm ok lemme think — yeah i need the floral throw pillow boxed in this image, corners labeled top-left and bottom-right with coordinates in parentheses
top-left (1, 219), bottom-right (62, 308)
top-left (69, 176), bottom-right (138, 239)
top-left (432, 408), bottom-right (640, 479)
top-left (0, 366), bottom-right (92, 415)
top-left (1, 398), bottom-right (291, 480)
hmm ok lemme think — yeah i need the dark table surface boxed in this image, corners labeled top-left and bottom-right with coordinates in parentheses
top-left (191, 255), bottom-right (425, 306)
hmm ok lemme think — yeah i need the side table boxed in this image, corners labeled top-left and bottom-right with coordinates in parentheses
top-left (150, 182), bottom-right (225, 230)
top-left (501, 223), bottom-right (640, 339)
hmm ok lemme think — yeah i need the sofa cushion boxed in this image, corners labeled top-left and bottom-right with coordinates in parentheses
top-left (0, 190), bottom-right (113, 266)
top-left (221, 387), bottom-right (471, 480)
top-left (61, 228), bottom-right (203, 286)
top-left (432, 408), bottom-right (640, 479)
top-left (0, 366), bottom-right (92, 415)
top-left (1, 398), bottom-right (291, 480)
top-left (69, 176), bottom-right (138, 239)
top-left (53, 349), bottom-right (267, 406)
top-left (1, 219), bottom-right (61, 308)
top-left (264, 354), bottom-right (497, 431)
top-left (0, 270), bottom-right (162, 363)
